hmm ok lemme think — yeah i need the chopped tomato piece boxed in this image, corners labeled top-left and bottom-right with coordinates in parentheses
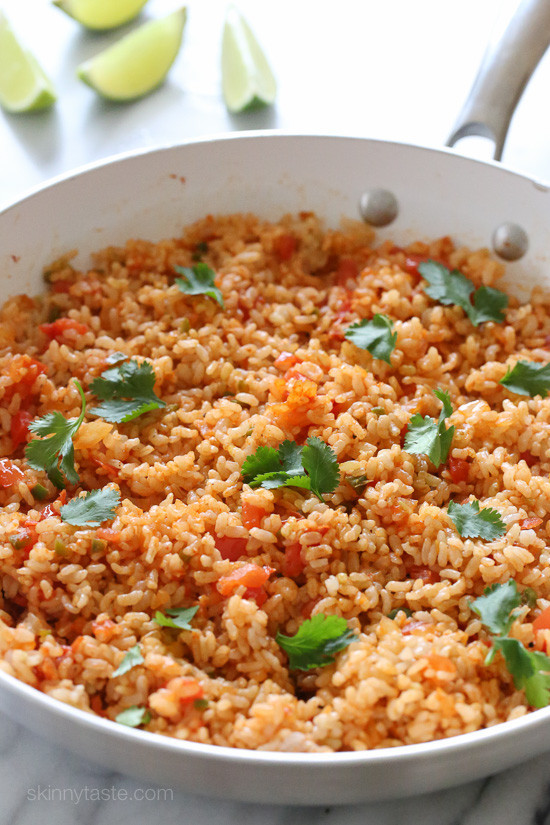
top-left (336, 258), bottom-right (359, 286)
top-left (268, 374), bottom-right (318, 430)
top-left (403, 254), bottom-right (427, 276)
top-left (91, 618), bottom-right (119, 643)
top-left (331, 400), bottom-right (346, 416)
top-left (10, 410), bottom-right (32, 450)
top-left (274, 352), bottom-right (300, 371)
top-left (215, 534), bottom-right (248, 561)
top-left (9, 525), bottom-right (38, 554)
top-left (407, 565), bottom-right (438, 584)
top-left (521, 517), bottom-right (543, 530)
top-left (520, 451), bottom-right (538, 467)
top-left (533, 606), bottom-right (550, 633)
top-left (286, 378), bottom-right (318, 406)
top-left (40, 490), bottom-right (67, 521)
top-left (270, 376), bottom-right (287, 402)
top-left (241, 502), bottom-right (266, 530)
top-left (0, 458), bottom-right (24, 488)
top-left (448, 456), bottom-right (470, 484)
top-left (282, 543), bottom-right (305, 578)
top-left (268, 403), bottom-right (310, 430)
top-left (217, 563), bottom-right (274, 596)
top-left (273, 234), bottom-right (296, 261)
top-left (90, 695), bottom-right (106, 716)
top-left (39, 317), bottom-right (89, 341)
top-left (243, 586), bottom-right (268, 607)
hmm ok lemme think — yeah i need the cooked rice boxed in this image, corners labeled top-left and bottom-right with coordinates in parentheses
top-left (1, 210), bottom-right (549, 751)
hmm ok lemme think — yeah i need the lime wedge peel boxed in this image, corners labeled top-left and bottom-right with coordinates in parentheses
top-left (53, 0), bottom-right (150, 31)
top-left (0, 11), bottom-right (57, 113)
top-left (76, 8), bottom-right (187, 102)
top-left (221, 5), bottom-right (276, 114)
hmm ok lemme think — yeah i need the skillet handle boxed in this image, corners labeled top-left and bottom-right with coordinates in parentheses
top-left (446, 0), bottom-right (550, 161)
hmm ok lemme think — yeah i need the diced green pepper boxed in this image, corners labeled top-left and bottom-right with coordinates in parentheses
top-left (31, 483), bottom-right (49, 501)
top-left (9, 531), bottom-right (33, 551)
top-left (388, 607), bottom-right (413, 620)
top-left (91, 538), bottom-right (107, 554)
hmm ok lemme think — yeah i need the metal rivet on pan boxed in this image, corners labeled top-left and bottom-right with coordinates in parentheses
top-left (359, 189), bottom-right (399, 227)
top-left (492, 222), bottom-right (529, 261)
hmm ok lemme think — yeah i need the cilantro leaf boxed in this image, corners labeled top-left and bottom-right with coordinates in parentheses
top-left (153, 605), bottom-right (199, 630)
top-left (434, 388), bottom-right (453, 419)
top-left (174, 263), bottom-right (224, 308)
top-left (419, 260), bottom-right (508, 326)
top-left (112, 644), bottom-right (144, 678)
top-left (471, 286), bottom-right (508, 325)
top-left (448, 499), bottom-right (506, 541)
top-left (278, 440), bottom-right (304, 475)
top-left (241, 437), bottom-right (341, 501)
top-left (89, 359), bottom-right (166, 423)
top-left (60, 487), bottom-right (121, 527)
top-left (346, 474), bottom-right (371, 494)
top-left (301, 437), bottom-right (341, 499)
top-left (105, 351), bottom-right (128, 365)
top-left (276, 613), bottom-right (356, 670)
top-left (471, 580), bottom-right (550, 708)
top-left (524, 652), bottom-right (550, 707)
top-left (25, 379), bottom-right (86, 488)
top-left (521, 587), bottom-right (537, 609)
top-left (252, 471), bottom-right (312, 492)
top-left (493, 635), bottom-right (535, 683)
top-left (344, 314), bottom-right (397, 364)
top-left (404, 388), bottom-right (455, 468)
top-left (419, 260), bottom-right (474, 307)
top-left (470, 580), bottom-right (521, 636)
top-left (500, 361), bottom-right (550, 398)
top-left (241, 446), bottom-right (282, 483)
top-left (491, 637), bottom-right (550, 707)
top-left (115, 705), bottom-right (151, 727)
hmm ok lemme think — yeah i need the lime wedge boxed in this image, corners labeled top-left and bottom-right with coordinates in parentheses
top-left (0, 11), bottom-right (56, 112)
top-left (76, 8), bottom-right (187, 101)
top-left (53, 0), bottom-right (149, 31)
top-left (221, 5), bottom-right (276, 113)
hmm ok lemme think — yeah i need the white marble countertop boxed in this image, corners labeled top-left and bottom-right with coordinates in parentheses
top-left (2, 0), bottom-right (550, 821)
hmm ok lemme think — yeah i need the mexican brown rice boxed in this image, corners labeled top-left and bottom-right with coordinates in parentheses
top-left (1, 211), bottom-right (550, 751)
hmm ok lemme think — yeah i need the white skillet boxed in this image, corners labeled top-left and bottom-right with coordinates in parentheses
top-left (0, 0), bottom-right (550, 805)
